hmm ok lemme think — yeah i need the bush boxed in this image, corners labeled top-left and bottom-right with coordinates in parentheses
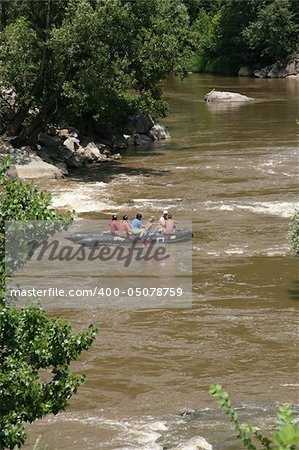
top-left (0, 158), bottom-right (97, 448)
top-left (0, 0), bottom-right (193, 142)
top-left (210, 384), bottom-right (299, 450)
top-left (242, 0), bottom-right (298, 62)
top-left (289, 210), bottom-right (299, 256)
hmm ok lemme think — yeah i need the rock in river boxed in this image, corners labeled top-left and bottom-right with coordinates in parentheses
top-left (238, 66), bottom-right (253, 77)
top-left (204, 89), bottom-right (254, 102)
top-left (254, 56), bottom-right (299, 78)
top-left (0, 140), bottom-right (66, 179)
top-left (129, 114), bottom-right (155, 134)
top-left (149, 123), bottom-right (171, 140)
top-left (169, 435), bottom-right (213, 450)
top-left (8, 156), bottom-right (63, 180)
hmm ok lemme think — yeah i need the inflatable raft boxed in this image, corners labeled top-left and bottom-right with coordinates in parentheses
top-left (66, 229), bottom-right (192, 246)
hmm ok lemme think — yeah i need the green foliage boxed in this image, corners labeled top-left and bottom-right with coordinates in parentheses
top-left (0, 158), bottom-right (97, 449)
top-left (189, 8), bottom-right (237, 74)
top-left (182, 0), bottom-right (222, 23)
top-left (0, 0), bottom-right (192, 139)
top-left (0, 157), bottom-right (73, 275)
top-left (288, 210), bottom-right (299, 256)
top-left (214, 0), bottom-right (262, 65)
top-left (0, 17), bottom-right (41, 106)
top-left (190, 0), bottom-right (299, 73)
top-left (210, 384), bottom-right (299, 450)
top-left (0, 308), bottom-right (97, 449)
top-left (192, 9), bottom-right (220, 56)
top-left (243, 0), bottom-right (299, 62)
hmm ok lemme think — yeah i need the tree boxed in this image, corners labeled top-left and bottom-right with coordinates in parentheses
top-left (0, 158), bottom-right (97, 448)
top-left (0, 0), bottom-right (192, 143)
top-left (182, 0), bottom-right (222, 23)
top-left (243, 0), bottom-right (299, 62)
top-left (192, 9), bottom-right (221, 57)
top-left (213, 0), bottom-right (264, 66)
top-left (190, 0), bottom-right (299, 73)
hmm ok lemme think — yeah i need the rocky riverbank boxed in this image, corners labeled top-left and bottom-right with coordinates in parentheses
top-left (238, 55), bottom-right (299, 78)
top-left (0, 115), bottom-right (171, 180)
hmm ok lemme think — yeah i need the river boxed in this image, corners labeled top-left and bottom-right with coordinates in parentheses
top-left (24, 74), bottom-right (299, 449)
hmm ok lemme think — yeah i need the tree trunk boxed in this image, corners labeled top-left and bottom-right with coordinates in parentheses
top-left (6, 106), bottom-right (34, 138)
top-left (24, 69), bottom-right (70, 144)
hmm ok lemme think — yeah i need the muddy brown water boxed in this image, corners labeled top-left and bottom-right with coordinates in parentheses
top-left (24, 74), bottom-right (298, 449)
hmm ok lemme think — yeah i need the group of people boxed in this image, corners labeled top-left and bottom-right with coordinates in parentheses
top-left (109, 210), bottom-right (175, 240)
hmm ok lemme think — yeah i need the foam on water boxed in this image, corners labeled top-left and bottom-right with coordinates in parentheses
top-left (204, 200), bottom-right (299, 218)
top-left (194, 244), bottom-right (289, 258)
top-left (224, 248), bottom-right (245, 255)
top-left (51, 183), bottom-right (119, 213)
top-left (39, 413), bottom-right (213, 449)
top-left (131, 198), bottom-right (183, 203)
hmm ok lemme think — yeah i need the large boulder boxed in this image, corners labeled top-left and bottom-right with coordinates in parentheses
top-left (37, 133), bottom-right (63, 150)
top-left (254, 56), bottom-right (299, 78)
top-left (8, 156), bottom-right (64, 180)
top-left (149, 123), bottom-right (171, 140)
top-left (253, 66), bottom-right (270, 78)
top-left (238, 66), bottom-right (253, 77)
top-left (63, 136), bottom-right (80, 153)
top-left (204, 89), bottom-right (254, 102)
top-left (129, 114), bottom-right (155, 134)
top-left (80, 142), bottom-right (109, 162)
top-left (81, 142), bottom-right (102, 161)
top-left (135, 134), bottom-right (154, 145)
top-left (93, 122), bottom-right (128, 150)
top-left (110, 153), bottom-right (122, 160)
top-left (125, 119), bottom-right (171, 146)
top-left (66, 153), bottom-right (85, 168)
top-left (169, 436), bottom-right (213, 450)
top-left (36, 131), bottom-right (116, 168)
top-left (0, 141), bottom-right (34, 165)
top-left (285, 57), bottom-right (299, 77)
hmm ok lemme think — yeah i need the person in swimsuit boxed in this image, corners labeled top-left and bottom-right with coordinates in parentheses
top-left (118, 215), bottom-right (133, 238)
top-left (165, 213), bottom-right (175, 234)
top-left (109, 214), bottom-right (119, 235)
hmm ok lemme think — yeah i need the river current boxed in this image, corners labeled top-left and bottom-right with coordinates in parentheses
top-left (24, 74), bottom-right (298, 449)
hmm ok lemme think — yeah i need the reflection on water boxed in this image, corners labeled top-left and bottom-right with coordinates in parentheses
top-left (24, 74), bottom-right (299, 449)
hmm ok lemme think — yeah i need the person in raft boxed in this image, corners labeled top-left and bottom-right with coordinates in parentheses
top-left (141, 216), bottom-right (156, 239)
top-left (118, 215), bottom-right (133, 238)
top-left (109, 214), bottom-right (119, 235)
top-left (158, 209), bottom-right (168, 232)
top-left (140, 216), bottom-right (156, 245)
top-left (131, 213), bottom-right (144, 235)
top-left (165, 213), bottom-right (175, 234)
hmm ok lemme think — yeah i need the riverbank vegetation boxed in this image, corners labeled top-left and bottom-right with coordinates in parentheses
top-left (187, 0), bottom-right (298, 74)
top-left (0, 158), bottom-right (97, 448)
top-left (0, 0), bottom-right (192, 145)
top-left (210, 384), bottom-right (299, 449)
top-left (0, 0), bottom-right (298, 147)
top-left (289, 211), bottom-right (299, 256)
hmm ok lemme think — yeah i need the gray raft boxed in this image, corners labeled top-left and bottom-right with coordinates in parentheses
top-left (66, 229), bottom-right (192, 246)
